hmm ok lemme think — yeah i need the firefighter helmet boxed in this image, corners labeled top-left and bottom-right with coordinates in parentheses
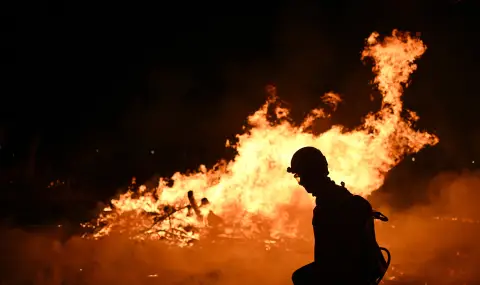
top-left (287, 146), bottom-right (329, 176)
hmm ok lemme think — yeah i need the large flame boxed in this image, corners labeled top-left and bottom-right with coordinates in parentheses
top-left (83, 30), bottom-right (438, 246)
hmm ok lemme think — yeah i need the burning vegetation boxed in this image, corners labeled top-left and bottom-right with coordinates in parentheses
top-left (82, 29), bottom-right (438, 248)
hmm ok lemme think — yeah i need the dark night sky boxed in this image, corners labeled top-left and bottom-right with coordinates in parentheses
top-left (2, 0), bottom-right (480, 202)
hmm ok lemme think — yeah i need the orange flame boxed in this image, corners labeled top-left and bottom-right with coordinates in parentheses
top-left (83, 30), bottom-right (439, 246)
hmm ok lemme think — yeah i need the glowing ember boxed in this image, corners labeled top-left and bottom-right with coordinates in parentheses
top-left (83, 30), bottom-right (438, 246)
top-left (433, 216), bottom-right (480, 224)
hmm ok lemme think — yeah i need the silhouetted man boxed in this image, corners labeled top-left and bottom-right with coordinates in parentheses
top-left (288, 146), bottom-right (387, 285)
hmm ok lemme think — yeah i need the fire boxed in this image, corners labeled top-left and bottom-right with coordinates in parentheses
top-left (83, 30), bottom-right (438, 246)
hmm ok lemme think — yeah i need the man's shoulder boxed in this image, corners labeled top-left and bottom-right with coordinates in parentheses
top-left (350, 194), bottom-right (372, 207)
top-left (343, 194), bottom-right (373, 215)
top-left (332, 183), bottom-right (371, 206)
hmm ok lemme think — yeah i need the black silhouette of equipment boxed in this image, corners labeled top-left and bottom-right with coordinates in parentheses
top-left (372, 211), bottom-right (391, 285)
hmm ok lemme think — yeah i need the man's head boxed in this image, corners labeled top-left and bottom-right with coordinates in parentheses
top-left (287, 146), bottom-right (329, 195)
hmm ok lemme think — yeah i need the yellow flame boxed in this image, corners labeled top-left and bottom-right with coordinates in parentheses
top-left (84, 30), bottom-right (439, 246)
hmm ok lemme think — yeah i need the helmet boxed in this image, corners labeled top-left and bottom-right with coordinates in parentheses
top-left (287, 146), bottom-right (329, 176)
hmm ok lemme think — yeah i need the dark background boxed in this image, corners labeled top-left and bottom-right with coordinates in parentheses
top-left (1, 0), bottom-right (479, 223)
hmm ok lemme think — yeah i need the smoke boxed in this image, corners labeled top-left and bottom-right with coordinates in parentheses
top-left (0, 228), bottom-right (305, 285)
top-left (375, 170), bottom-right (480, 282)
top-left (1, 170), bottom-right (479, 285)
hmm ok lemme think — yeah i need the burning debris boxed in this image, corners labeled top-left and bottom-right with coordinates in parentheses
top-left (82, 184), bottom-right (294, 248)
top-left (82, 189), bottom-right (216, 247)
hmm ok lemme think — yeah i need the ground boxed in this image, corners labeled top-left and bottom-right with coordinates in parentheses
top-left (1, 212), bottom-right (479, 285)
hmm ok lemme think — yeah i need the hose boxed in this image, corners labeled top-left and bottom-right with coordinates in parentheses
top-left (374, 247), bottom-right (391, 284)
top-left (372, 211), bottom-right (391, 285)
